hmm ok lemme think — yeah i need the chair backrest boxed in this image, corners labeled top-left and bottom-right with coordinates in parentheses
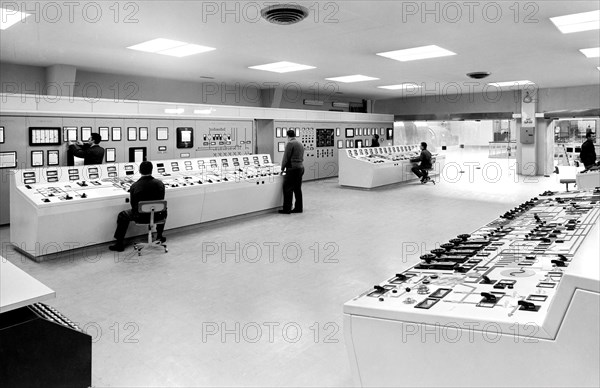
top-left (137, 200), bottom-right (167, 225)
top-left (138, 200), bottom-right (167, 214)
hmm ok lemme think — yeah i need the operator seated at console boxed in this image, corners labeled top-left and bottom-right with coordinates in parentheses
top-left (410, 142), bottom-right (433, 183)
top-left (68, 133), bottom-right (105, 165)
top-left (371, 134), bottom-right (380, 147)
top-left (109, 161), bottom-right (167, 252)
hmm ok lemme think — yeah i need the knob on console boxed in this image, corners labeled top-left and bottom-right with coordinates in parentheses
top-left (458, 234), bottom-right (470, 241)
top-left (431, 248), bottom-right (445, 257)
top-left (449, 238), bottom-right (462, 245)
top-left (420, 253), bottom-right (436, 263)
top-left (440, 243), bottom-right (454, 251)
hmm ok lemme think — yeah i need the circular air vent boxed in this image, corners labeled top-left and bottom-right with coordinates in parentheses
top-left (467, 72), bottom-right (491, 79)
top-left (261, 4), bottom-right (309, 25)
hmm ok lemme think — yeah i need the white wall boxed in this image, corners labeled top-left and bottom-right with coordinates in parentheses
top-left (374, 85), bottom-right (600, 117)
top-left (447, 121), bottom-right (493, 146)
top-left (0, 62), bottom-right (366, 112)
top-left (0, 62), bottom-right (46, 94)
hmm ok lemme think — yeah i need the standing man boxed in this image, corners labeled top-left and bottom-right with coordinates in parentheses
top-left (68, 133), bottom-right (105, 165)
top-left (580, 131), bottom-right (597, 170)
top-left (109, 161), bottom-right (167, 252)
top-left (279, 129), bottom-right (304, 214)
top-left (410, 142), bottom-right (433, 183)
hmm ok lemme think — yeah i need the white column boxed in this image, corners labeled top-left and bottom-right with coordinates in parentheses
top-left (516, 90), bottom-right (537, 175)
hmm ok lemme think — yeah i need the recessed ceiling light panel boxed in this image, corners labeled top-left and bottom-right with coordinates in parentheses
top-left (487, 80), bottom-right (535, 88)
top-left (249, 61), bottom-right (315, 73)
top-left (158, 44), bottom-right (214, 57)
top-left (326, 75), bottom-right (379, 83)
top-left (0, 7), bottom-right (31, 30)
top-left (376, 45), bottom-right (456, 62)
top-left (128, 38), bottom-right (215, 57)
top-left (550, 10), bottom-right (600, 34)
top-left (580, 47), bottom-right (600, 58)
top-left (378, 83), bottom-right (421, 90)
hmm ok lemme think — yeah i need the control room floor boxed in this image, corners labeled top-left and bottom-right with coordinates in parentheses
top-left (1, 148), bottom-right (570, 387)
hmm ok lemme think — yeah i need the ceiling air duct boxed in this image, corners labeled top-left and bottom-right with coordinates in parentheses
top-left (261, 4), bottom-right (309, 25)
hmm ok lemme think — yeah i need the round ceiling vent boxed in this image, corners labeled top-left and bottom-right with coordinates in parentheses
top-left (467, 72), bottom-right (491, 79)
top-left (261, 4), bottom-right (309, 25)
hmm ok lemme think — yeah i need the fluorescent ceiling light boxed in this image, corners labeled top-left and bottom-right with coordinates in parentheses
top-left (550, 10), bottom-right (600, 33)
top-left (376, 45), bottom-right (456, 62)
top-left (414, 121), bottom-right (428, 127)
top-left (0, 8), bottom-right (31, 30)
top-left (164, 108), bottom-right (185, 114)
top-left (303, 99), bottom-right (324, 106)
top-left (580, 47), bottom-right (600, 58)
top-left (487, 80), bottom-right (535, 88)
top-left (378, 83), bottom-right (422, 90)
top-left (194, 108), bottom-right (215, 114)
top-left (128, 38), bottom-right (215, 57)
top-left (332, 102), bottom-right (350, 108)
top-left (249, 61), bottom-right (315, 73)
top-left (325, 75), bottom-right (379, 83)
top-left (159, 44), bottom-right (215, 57)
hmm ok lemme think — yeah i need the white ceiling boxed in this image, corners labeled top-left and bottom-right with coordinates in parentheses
top-left (1, 1), bottom-right (599, 100)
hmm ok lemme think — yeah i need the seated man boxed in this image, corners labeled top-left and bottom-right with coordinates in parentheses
top-left (371, 134), bottom-right (380, 147)
top-left (109, 161), bottom-right (167, 252)
top-left (410, 142), bottom-right (433, 183)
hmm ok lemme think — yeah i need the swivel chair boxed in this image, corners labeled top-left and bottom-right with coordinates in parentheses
top-left (421, 157), bottom-right (436, 185)
top-left (133, 200), bottom-right (168, 255)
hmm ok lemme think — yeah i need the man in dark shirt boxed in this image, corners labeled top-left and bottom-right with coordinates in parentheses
top-left (580, 131), bottom-right (597, 170)
top-left (410, 142), bottom-right (433, 183)
top-left (279, 129), bottom-right (305, 214)
top-left (68, 133), bottom-right (105, 165)
top-left (371, 134), bottom-right (380, 147)
top-left (109, 161), bottom-right (167, 252)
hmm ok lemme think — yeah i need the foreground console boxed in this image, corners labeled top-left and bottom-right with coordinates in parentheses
top-left (344, 190), bottom-right (600, 387)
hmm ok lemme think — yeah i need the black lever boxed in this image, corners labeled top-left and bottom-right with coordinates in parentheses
top-left (480, 292), bottom-right (497, 302)
top-left (518, 300), bottom-right (537, 311)
top-left (551, 260), bottom-right (566, 267)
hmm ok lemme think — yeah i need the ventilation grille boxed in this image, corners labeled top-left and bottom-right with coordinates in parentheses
top-left (261, 4), bottom-right (309, 25)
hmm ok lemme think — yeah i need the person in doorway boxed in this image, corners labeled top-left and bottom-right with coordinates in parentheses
top-left (371, 134), bottom-right (380, 147)
top-left (410, 142), bottom-right (433, 183)
top-left (109, 161), bottom-right (167, 252)
top-left (580, 131), bottom-right (597, 170)
top-left (279, 129), bottom-right (305, 214)
top-left (68, 133), bottom-right (105, 165)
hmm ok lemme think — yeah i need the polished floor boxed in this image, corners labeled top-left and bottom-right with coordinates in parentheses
top-left (1, 149), bottom-right (569, 387)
